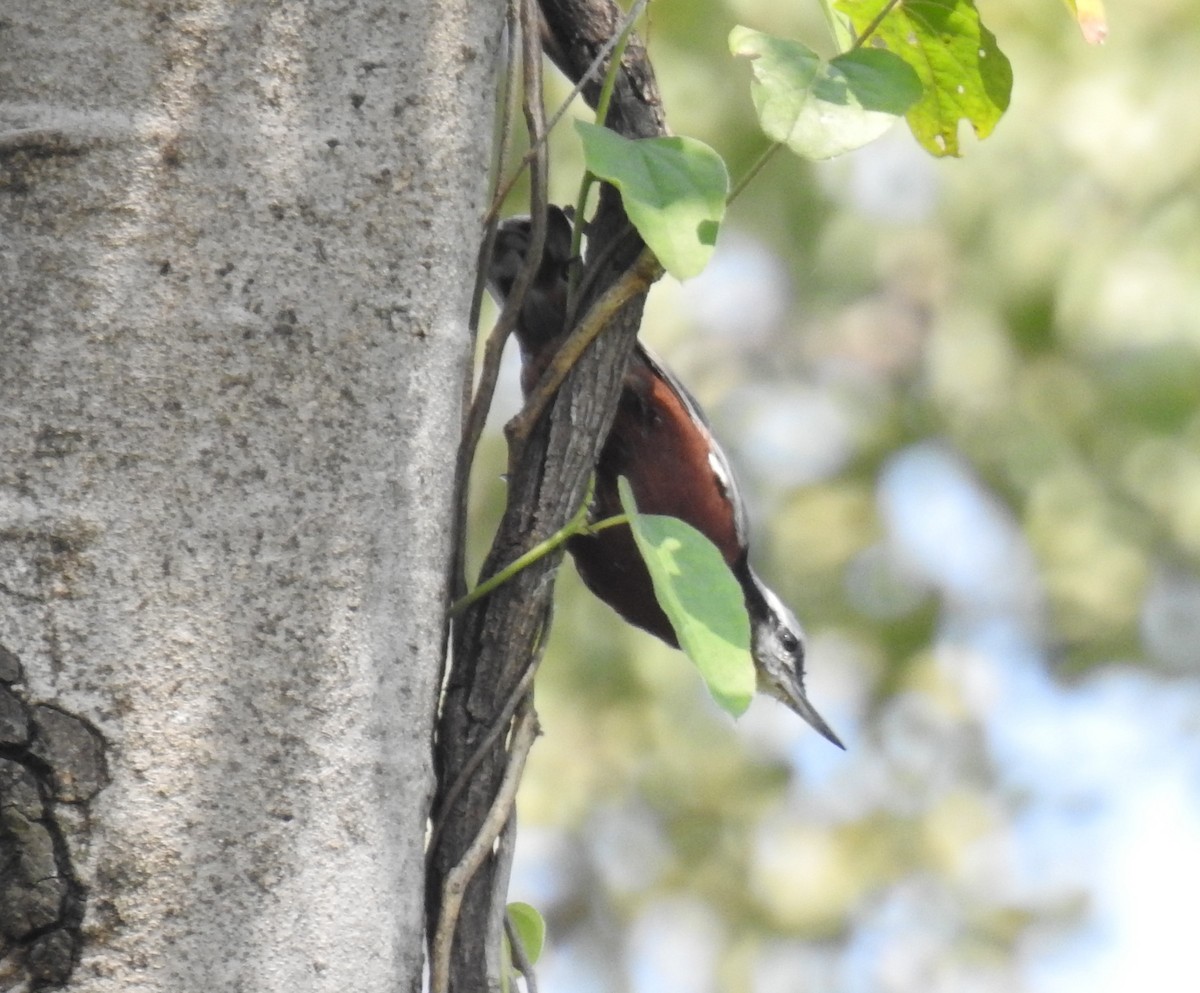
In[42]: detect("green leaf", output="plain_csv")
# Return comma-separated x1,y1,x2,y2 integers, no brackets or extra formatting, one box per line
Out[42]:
836,0,1013,157
729,26,921,161
506,902,546,965
831,49,925,115
575,122,728,280
618,478,755,717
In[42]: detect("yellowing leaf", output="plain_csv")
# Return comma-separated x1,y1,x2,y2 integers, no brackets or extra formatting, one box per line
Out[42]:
1062,0,1108,44
836,0,1013,157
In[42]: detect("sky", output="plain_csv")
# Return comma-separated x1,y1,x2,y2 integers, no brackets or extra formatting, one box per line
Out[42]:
878,444,1200,993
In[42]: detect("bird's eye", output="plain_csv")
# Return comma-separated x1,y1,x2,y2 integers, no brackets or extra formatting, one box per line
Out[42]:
779,630,800,654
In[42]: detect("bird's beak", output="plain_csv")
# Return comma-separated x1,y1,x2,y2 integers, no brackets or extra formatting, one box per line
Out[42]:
777,680,845,750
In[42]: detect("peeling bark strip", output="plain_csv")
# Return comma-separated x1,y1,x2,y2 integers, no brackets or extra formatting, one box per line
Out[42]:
426,1,668,990
0,647,108,988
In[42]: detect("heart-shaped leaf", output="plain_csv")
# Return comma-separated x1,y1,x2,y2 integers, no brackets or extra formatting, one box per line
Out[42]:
576,122,728,280
836,0,1012,156
506,902,546,964
618,478,755,717
730,26,921,160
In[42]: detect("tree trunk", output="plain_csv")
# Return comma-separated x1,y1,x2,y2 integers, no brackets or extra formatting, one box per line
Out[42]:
426,3,669,990
0,1,498,989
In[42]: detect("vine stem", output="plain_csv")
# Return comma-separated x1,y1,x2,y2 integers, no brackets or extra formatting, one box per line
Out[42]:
509,245,662,448
430,699,539,993
505,912,539,993
850,0,904,50
483,0,650,226
449,0,550,608
567,0,648,312
428,663,539,856
730,0,903,208
817,0,856,50
449,511,629,617
728,141,780,207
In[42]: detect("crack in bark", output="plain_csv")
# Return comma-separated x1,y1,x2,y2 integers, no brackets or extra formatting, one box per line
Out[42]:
0,647,108,989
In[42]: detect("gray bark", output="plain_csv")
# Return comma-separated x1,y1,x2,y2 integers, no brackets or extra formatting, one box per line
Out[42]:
0,1,499,989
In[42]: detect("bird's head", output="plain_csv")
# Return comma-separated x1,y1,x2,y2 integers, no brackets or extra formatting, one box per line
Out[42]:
487,207,573,303
487,207,575,366
749,579,845,749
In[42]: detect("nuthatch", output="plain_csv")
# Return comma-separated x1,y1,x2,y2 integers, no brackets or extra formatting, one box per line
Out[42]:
488,209,843,749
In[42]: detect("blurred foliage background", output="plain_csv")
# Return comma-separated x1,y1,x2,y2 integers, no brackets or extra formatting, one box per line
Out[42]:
466,1,1200,990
